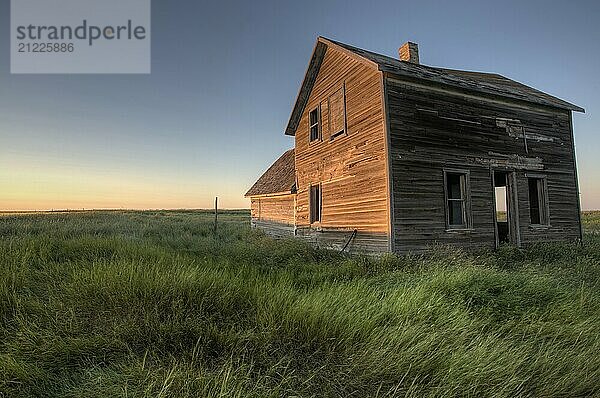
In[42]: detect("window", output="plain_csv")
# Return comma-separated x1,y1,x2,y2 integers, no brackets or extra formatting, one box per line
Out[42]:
309,107,320,142
328,85,346,140
528,177,548,225
309,184,321,224
444,170,470,229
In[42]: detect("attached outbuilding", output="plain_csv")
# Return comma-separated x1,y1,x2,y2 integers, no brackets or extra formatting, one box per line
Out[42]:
245,149,297,238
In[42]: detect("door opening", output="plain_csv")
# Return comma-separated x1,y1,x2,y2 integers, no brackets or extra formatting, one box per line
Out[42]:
494,172,510,244
493,170,520,247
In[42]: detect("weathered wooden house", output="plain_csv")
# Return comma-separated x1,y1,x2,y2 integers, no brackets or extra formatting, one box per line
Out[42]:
245,37,584,254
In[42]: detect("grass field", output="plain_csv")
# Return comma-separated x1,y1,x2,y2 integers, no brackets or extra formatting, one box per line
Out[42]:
1,210,599,397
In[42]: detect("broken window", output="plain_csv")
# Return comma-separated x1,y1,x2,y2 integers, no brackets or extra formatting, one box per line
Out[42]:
444,170,470,229
328,84,346,140
309,106,320,142
528,177,549,225
309,184,322,224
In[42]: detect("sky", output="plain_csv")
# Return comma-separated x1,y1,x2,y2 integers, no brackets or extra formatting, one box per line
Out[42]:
0,0,599,210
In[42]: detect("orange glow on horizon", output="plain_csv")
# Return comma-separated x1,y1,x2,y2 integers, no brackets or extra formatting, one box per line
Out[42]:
2,154,598,212
0,161,251,211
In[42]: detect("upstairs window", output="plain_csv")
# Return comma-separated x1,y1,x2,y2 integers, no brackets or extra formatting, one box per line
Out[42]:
444,170,470,229
309,106,321,142
328,84,346,140
310,184,322,224
528,176,549,225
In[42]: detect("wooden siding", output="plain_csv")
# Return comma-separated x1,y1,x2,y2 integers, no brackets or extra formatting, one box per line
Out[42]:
295,228,389,254
250,195,296,238
251,220,295,238
294,45,390,253
386,77,581,253
250,195,295,225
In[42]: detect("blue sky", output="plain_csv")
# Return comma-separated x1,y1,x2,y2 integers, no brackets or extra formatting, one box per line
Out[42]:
0,0,598,209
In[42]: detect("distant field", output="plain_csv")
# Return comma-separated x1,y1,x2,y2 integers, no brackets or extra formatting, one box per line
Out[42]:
0,210,599,397
583,211,600,234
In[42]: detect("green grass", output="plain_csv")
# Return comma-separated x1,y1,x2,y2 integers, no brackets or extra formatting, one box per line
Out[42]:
0,210,599,397
583,211,600,234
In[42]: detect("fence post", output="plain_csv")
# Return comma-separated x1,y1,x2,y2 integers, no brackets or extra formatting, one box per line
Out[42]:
214,197,218,235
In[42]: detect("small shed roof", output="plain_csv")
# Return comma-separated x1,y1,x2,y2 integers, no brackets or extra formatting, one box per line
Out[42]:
245,149,296,197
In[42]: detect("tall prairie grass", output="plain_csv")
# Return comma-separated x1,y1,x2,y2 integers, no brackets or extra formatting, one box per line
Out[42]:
0,210,599,397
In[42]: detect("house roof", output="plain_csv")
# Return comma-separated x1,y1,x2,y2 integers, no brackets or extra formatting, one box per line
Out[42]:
245,149,296,197
285,37,584,136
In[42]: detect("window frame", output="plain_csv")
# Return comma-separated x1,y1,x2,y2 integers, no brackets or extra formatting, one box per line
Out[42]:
309,183,322,225
309,105,321,143
526,173,550,226
443,169,472,230
328,83,347,141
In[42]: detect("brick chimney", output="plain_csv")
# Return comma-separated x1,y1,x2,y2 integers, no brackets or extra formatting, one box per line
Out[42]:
399,42,419,64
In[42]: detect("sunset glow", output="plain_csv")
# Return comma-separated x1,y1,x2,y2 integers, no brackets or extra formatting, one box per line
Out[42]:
1,0,598,211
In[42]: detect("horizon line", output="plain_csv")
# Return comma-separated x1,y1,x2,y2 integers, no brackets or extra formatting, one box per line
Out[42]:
0,208,250,214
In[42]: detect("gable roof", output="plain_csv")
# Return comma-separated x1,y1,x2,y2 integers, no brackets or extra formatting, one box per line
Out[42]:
285,37,584,136
245,149,296,197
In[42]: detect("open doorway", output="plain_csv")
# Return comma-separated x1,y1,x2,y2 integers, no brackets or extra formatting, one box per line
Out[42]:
494,172,510,243
493,170,519,247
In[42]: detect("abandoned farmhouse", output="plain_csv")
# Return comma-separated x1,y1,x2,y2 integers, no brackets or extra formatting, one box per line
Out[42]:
245,37,584,254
